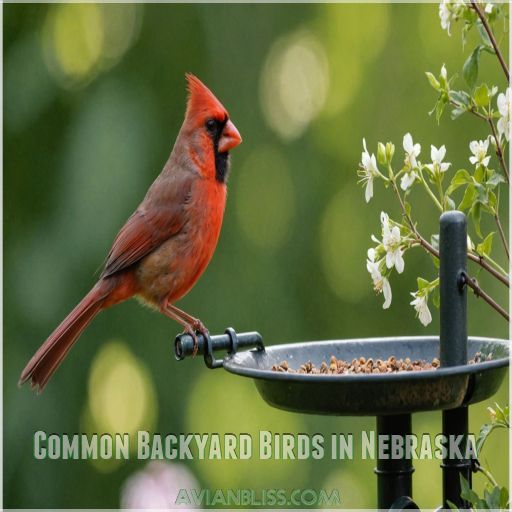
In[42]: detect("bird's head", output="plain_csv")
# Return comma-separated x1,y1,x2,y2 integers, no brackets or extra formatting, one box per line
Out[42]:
184,73,242,183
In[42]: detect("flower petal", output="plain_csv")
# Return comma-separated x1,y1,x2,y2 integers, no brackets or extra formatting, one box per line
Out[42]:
382,278,392,309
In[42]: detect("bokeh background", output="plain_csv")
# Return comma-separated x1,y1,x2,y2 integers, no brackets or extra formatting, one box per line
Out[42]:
4,3,509,509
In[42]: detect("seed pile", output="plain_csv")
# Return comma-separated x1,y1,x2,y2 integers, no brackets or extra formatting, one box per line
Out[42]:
271,352,489,374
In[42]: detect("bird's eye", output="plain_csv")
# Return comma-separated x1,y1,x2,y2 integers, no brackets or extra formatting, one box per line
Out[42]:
205,119,217,133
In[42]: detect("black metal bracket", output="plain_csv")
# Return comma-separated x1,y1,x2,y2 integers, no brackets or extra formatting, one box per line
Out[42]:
389,496,420,510
174,328,264,369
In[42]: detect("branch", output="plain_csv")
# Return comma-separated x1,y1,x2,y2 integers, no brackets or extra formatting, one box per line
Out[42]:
494,213,510,260
467,252,509,287
461,271,509,321
488,118,510,183
470,0,509,81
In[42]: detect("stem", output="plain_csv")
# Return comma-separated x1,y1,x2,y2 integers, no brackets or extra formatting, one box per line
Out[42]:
470,0,509,81
494,213,510,260
461,271,509,321
488,118,510,183
475,463,499,488
419,169,443,212
436,172,445,211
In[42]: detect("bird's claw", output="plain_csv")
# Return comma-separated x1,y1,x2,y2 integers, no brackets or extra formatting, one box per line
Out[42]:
182,322,208,357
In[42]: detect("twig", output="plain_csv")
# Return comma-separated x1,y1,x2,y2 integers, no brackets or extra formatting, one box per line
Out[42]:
450,99,487,120
390,179,509,287
473,460,499,488
461,271,509,321
470,0,509,81
494,213,510,260
467,252,509,287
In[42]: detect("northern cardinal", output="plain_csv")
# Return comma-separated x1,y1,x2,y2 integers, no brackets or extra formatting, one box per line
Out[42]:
19,74,242,392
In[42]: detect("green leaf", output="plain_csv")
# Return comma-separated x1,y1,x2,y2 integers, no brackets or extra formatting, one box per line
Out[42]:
449,90,470,105
474,83,490,107
417,277,430,291
474,182,489,204
451,107,466,120
476,20,492,47
487,171,506,188
444,195,456,210
447,169,471,194
476,232,494,256
463,46,482,89
488,190,497,210
431,233,439,251
474,164,486,183
486,486,502,509
425,71,441,91
431,252,440,269
471,201,483,237
460,474,480,506
476,422,494,453
445,500,460,511
459,184,476,210
432,283,440,308
500,486,509,508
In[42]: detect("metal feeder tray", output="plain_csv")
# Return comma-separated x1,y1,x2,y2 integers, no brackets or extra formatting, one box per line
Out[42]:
224,336,508,416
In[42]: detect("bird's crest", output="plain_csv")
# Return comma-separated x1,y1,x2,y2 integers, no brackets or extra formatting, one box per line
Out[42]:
185,73,228,120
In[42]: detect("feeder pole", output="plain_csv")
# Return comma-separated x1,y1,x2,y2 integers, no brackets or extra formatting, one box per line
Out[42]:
439,211,471,508
375,414,415,508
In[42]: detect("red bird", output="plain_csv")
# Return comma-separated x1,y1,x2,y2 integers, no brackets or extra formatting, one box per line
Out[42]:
19,74,242,392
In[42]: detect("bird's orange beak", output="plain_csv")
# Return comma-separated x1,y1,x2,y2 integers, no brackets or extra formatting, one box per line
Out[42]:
218,120,242,153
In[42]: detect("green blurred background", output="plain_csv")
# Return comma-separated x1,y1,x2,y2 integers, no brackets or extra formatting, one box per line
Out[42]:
4,3,509,508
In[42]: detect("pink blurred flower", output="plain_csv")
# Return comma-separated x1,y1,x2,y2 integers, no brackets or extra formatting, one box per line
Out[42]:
121,461,199,509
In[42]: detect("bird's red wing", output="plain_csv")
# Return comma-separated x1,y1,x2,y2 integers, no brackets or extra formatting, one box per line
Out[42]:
101,175,192,278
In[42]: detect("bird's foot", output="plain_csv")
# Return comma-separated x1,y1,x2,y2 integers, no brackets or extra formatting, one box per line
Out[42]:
190,319,209,357
191,318,208,336
182,325,200,357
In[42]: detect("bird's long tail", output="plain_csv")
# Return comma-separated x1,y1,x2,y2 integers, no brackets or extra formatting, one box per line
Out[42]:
19,283,109,393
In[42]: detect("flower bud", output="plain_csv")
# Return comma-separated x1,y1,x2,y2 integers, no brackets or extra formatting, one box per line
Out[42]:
386,142,395,163
377,142,387,165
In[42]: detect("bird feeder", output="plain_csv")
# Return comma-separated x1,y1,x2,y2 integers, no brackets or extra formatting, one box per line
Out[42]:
175,211,508,509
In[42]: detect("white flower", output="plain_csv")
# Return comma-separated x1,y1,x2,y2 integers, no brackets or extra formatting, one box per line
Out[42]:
401,133,421,190
403,133,421,169
381,212,405,274
410,292,433,326
439,0,464,35
121,461,199,509
381,277,392,309
400,172,417,191
426,145,451,174
485,2,494,13
497,88,511,142
366,248,392,309
469,139,491,167
358,139,379,203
